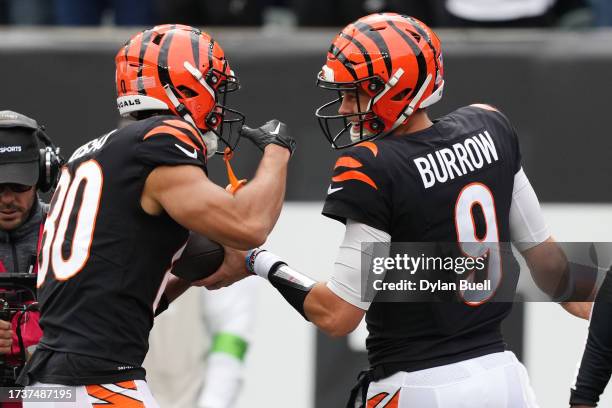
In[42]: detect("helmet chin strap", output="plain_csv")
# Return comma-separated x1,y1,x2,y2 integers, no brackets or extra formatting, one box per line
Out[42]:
390,73,432,132
351,70,434,142
367,68,405,111
183,61,216,100
163,83,217,159
163,62,236,159
163,83,196,126
354,68,404,143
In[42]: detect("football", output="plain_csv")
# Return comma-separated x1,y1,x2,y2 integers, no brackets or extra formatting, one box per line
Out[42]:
171,232,225,282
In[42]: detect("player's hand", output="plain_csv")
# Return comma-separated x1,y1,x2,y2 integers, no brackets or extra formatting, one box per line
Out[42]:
0,320,13,354
239,119,296,155
193,246,251,290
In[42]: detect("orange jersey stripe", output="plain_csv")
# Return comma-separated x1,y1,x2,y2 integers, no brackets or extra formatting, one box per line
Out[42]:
143,125,199,150
334,156,363,170
163,119,198,135
356,141,378,157
385,390,400,408
332,170,378,189
367,392,388,408
163,119,205,151
86,382,144,407
115,381,138,390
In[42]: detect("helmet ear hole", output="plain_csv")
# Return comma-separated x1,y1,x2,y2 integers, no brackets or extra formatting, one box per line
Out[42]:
391,88,412,101
177,85,199,98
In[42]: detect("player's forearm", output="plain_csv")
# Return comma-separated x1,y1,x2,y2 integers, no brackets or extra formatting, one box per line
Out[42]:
232,145,289,242
304,283,357,337
523,238,569,298
523,238,598,302
247,250,364,337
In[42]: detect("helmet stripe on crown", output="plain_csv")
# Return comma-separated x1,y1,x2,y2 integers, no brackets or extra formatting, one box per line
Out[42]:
330,45,358,81
353,21,393,78
137,29,154,96
386,19,427,104
190,29,200,69
157,25,178,100
339,32,374,78
403,16,440,88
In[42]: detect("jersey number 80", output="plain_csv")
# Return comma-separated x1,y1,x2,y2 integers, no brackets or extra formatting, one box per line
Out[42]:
38,160,104,287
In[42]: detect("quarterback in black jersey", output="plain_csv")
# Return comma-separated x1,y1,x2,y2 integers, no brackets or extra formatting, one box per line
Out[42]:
206,13,590,408
18,25,294,407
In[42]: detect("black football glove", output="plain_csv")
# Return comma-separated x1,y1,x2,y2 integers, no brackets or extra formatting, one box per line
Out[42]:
239,119,296,155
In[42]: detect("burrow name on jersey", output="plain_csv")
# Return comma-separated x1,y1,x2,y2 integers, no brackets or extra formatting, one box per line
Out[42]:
413,130,499,189
69,131,114,163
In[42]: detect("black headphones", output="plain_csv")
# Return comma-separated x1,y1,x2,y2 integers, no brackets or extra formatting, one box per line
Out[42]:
34,125,63,193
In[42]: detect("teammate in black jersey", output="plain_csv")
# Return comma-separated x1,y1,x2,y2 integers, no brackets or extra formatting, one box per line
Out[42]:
204,14,591,407
18,24,295,407
570,269,612,407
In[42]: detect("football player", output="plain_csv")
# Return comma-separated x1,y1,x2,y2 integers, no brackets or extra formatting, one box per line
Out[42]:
203,13,591,407
570,268,612,408
18,24,294,407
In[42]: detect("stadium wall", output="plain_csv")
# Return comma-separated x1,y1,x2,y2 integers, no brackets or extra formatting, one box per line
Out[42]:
0,29,611,202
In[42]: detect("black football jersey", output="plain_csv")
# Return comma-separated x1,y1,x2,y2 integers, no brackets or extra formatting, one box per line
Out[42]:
570,268,612,406
323,106,522,371
21,115,207,385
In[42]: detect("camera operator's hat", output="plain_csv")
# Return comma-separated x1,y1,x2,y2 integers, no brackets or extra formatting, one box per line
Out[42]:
0,110,41,186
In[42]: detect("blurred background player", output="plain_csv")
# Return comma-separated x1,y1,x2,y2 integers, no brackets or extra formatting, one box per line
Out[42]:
0,110,62,404
206,13,591,407
144,278,257,408
17,24,294,407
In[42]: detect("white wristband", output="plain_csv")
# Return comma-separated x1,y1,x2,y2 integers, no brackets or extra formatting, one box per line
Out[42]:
247,250,286,280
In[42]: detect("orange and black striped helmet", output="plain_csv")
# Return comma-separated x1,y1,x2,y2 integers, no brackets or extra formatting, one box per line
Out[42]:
316,13,444,149
115,24,244,154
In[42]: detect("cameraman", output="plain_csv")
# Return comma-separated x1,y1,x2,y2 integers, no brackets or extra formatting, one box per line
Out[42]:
0,111,59,395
